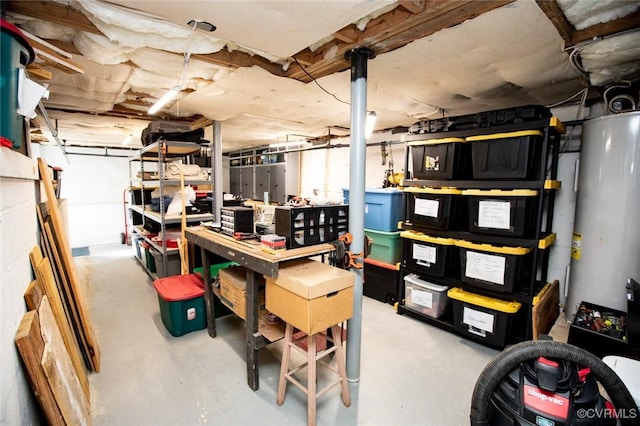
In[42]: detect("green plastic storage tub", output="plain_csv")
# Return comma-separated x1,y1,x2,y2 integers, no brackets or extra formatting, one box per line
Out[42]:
365,229,402,264
153,274,207,337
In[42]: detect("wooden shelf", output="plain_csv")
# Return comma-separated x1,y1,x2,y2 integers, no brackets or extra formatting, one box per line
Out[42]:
139,140,201,159
131,226,179,255
130,205,213,224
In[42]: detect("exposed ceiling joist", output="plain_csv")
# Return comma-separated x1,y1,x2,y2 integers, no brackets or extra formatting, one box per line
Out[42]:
4,0,285,76
536,1,640,47
5,0,101,34
286,0,514,82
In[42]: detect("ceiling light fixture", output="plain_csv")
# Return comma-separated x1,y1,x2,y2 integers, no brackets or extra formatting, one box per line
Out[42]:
148,86,179,115
365,111,377,139
148,19,206,115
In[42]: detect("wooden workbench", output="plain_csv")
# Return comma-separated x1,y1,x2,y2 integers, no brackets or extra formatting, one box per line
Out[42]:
185,226,334,391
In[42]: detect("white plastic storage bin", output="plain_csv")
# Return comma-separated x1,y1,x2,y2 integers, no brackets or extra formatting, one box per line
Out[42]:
403,273,450,318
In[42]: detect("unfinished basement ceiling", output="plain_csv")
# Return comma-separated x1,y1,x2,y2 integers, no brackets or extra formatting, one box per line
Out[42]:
4,0,640,152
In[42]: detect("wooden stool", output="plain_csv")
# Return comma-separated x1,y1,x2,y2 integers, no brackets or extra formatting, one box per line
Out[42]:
277,323,351,426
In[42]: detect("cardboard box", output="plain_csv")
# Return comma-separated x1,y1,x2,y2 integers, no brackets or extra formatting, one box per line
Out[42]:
219,266,247,320
265,259,354,335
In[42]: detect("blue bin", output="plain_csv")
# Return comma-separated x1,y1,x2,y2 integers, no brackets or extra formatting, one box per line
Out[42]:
342,188,403,232
0,20,34,149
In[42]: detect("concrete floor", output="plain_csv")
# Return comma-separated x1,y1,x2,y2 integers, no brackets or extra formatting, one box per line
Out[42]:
78,244,499,425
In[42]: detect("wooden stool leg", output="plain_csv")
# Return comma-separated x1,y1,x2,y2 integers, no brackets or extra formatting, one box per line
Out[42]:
307,333,317,426
332,325,351,407
277,323,293,406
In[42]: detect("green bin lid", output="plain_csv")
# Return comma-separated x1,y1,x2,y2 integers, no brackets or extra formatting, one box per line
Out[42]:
193,261,239,279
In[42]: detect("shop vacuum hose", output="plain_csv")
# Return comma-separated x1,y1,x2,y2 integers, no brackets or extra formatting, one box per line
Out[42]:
470,340,637,426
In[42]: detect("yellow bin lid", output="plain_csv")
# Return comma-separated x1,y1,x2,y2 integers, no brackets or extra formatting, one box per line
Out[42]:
407,137,466,146
456,240,531,255
404,187,462,195
461,189,538,197
447,287,521,313
400,230,456,245
465,130,543,142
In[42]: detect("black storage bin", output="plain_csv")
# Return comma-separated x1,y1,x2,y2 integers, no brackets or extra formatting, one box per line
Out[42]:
404,187,465,231
409,137,471,180
401,230,458,278
275,205,348,249
363,258,399,305
567,301,636,359
463,189,539,238
457,240,532,294
448,287,522,348
468,130,544,180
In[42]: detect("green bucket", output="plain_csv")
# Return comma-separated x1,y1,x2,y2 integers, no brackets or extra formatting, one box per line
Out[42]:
0,20,34,150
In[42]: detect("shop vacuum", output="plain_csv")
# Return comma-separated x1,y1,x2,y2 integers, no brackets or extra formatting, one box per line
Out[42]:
470,340,638,426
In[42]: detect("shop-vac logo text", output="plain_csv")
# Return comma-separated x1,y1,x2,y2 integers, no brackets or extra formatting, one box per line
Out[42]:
527,388,565,406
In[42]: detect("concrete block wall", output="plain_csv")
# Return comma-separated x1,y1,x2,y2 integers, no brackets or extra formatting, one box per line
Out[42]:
0,149,41,424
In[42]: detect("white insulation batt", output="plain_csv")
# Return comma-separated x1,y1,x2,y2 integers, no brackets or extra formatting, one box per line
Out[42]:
7,0,640,149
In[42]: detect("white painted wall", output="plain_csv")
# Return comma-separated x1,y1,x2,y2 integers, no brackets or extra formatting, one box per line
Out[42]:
0,149,42,424
36,145,132,248
299,131,406,201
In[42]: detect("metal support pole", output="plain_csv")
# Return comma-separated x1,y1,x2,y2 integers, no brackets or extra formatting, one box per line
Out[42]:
345,47,374,382
213,121,223,223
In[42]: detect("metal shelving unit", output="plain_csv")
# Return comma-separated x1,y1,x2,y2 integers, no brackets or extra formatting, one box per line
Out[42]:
129,139,215,278
397,116,565,346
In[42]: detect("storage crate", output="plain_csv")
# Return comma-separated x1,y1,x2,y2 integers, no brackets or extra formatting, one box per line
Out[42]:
567,301,635,359
363,258,400,305
265,259,354,335
143,245,156,273
456,240,532,293
342,188,402,232
464,189,539,238
133,236,142,260
365,229,402,264
408,137,471,180
467,130,544,180
150,249,180,278
403,273,450,318
448,287,522,348
219,266,248,320
275,205,348,249
404,187,465,231
401,230,458,278
153,274,207,337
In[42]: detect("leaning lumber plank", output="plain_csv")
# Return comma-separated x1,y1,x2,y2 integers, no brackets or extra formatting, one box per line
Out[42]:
532,280,560,339
43,220,92,372
24,279,45,311
33,250,90,401
36,203,67,311
39,296,92,425
37,158,100,372
15,310,65,426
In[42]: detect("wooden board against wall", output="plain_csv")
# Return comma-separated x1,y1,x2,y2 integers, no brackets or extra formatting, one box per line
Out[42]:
15,310,65,426
29,245,90,401
37,158,100,372
532,280,560,339
39,297,92,425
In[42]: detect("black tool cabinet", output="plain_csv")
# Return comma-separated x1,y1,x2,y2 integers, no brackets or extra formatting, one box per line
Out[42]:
397,115,565,348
